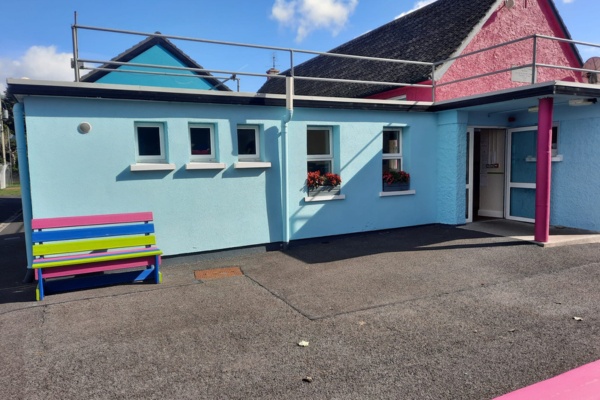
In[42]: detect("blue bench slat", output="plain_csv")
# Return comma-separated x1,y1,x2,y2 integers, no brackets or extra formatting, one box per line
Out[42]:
42,267,158,295
32,223,155,243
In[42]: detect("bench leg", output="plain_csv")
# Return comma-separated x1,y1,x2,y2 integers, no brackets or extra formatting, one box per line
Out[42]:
36,269,45,301
154,255,162,284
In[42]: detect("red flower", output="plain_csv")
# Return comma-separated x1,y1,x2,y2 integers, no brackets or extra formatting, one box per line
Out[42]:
306,171,342,188
383,170,410,184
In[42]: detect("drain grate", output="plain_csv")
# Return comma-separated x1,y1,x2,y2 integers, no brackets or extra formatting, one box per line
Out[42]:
194,266,243,281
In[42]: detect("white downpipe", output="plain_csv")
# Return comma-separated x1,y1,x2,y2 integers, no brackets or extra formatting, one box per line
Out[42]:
282,77,294,247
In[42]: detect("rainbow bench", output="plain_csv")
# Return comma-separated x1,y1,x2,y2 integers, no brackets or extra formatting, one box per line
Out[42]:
32,212,162,301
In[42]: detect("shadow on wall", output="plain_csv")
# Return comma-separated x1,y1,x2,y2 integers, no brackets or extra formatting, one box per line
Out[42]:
288,127,434,246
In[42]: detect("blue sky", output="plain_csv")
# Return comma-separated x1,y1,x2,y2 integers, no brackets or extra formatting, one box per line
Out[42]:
1,0,598,93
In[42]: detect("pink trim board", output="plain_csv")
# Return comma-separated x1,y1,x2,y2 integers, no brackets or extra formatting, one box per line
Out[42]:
32,212,154,229
494,360,600,400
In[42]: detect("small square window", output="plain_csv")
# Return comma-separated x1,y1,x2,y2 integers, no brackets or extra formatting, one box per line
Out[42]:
135,123,165,162
237,125,259,160
190,124,215,161
307,128,333,174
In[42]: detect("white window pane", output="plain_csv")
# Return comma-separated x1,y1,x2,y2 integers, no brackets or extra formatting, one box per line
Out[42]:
383,159,402,172
137,126,161,156
307,129,330,155
383,130,401,154
238,128,257,155
307,160,331,174
190,127,212,155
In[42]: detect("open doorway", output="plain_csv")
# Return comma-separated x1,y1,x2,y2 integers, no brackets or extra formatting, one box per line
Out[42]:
467,127,507,222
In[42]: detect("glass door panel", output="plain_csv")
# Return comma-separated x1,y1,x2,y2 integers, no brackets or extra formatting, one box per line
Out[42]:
506,128,536,222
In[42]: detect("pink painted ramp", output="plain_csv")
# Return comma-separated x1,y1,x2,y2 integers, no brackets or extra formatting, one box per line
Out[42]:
494,360,600,400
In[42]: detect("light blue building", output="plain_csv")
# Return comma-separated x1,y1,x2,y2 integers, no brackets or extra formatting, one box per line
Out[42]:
7,35,600,263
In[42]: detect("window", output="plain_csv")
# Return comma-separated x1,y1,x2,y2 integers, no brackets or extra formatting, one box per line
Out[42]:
552,126,558,157
382,129,402,173
135,123,165,162
189,124,215,161
237,125,259,160
307,127,333,174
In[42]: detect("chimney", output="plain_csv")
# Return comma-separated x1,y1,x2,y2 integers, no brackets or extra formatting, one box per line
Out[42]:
266,67,280,80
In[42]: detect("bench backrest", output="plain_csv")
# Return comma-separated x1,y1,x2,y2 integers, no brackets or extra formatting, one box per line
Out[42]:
32,212,157,258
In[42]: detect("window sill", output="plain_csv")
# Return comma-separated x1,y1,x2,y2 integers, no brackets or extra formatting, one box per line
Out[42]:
185,162,227,170
234,161,272,169
130,163,176,172
304,194,346,202
379,190,416,197
525,155,563,162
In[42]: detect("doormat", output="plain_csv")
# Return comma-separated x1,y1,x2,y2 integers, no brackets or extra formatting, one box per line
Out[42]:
194,267,243,281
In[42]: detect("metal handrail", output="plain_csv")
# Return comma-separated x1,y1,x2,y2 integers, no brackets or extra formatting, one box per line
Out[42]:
432,35,536,67
434,65,535,88
71,17,600,101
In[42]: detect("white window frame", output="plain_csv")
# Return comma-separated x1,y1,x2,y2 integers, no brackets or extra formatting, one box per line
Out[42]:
237,125,260,161
551,125,559,157
382,128,403,171
189,123,216,162
307,127,333,173
135,122,166,163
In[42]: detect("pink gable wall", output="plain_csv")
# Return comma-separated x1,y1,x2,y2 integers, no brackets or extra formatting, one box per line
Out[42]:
369,0,582,102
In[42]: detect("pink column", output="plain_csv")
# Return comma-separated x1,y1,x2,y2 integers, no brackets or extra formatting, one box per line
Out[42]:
534,97,554,243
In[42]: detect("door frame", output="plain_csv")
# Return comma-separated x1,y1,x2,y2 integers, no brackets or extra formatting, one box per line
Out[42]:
466,126,507,223
466,128,474,223
505,126,537,223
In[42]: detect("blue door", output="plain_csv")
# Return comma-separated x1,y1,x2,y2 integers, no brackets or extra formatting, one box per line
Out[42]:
506,127,537,222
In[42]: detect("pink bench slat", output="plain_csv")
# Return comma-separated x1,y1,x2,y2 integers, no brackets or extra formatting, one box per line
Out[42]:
35,256,159,279
32,212,154,229
32,247,161,265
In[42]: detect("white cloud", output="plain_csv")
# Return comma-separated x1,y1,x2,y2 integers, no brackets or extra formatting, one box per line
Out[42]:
0,46,72,93
396,0,438,19
562,0,575,3
271,0,358,42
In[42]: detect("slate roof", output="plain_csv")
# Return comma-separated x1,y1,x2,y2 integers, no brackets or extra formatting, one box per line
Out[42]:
259,0,582,98
258,0,499,98
81,35,231,91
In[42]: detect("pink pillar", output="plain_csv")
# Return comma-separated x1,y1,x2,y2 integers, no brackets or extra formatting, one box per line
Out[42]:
534,97,554,243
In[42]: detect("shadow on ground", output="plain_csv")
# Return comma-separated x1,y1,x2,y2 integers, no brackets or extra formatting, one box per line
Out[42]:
283,223,528,264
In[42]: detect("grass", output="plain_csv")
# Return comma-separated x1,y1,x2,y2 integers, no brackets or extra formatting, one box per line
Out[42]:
0,184,21,197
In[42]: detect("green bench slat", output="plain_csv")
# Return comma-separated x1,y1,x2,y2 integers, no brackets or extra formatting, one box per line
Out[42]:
33,235,157,257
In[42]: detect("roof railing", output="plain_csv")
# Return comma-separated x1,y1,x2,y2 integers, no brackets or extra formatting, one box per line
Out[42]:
71,17,599,103
71,20,437,95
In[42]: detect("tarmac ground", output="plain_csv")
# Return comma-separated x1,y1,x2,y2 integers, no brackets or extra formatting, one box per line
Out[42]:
1,204,599,399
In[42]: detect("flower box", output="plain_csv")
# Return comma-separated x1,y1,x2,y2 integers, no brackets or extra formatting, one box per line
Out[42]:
306,171,342,197
382,170,410,192
308,185,341,197
383,182,410,192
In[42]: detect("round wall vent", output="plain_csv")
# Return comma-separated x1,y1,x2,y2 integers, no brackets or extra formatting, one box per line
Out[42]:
78,122,92,134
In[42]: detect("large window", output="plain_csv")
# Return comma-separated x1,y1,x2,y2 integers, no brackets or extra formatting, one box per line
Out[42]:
307,127,332,174
189,124,215,161
382,129,402,173
135,123,165,162
237,125,260,161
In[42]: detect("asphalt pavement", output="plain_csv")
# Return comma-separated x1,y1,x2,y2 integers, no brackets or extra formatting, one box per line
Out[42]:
0,201,599,399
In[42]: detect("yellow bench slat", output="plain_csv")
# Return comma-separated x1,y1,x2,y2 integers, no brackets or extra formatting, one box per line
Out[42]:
33,235,157,256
